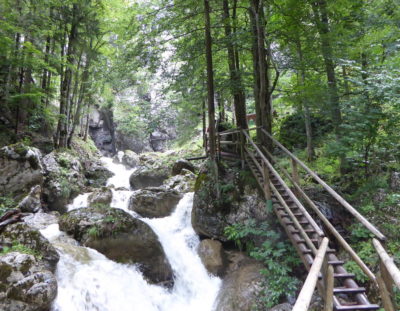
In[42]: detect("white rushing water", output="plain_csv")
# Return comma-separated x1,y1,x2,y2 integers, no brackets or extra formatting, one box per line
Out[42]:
40,156,221,311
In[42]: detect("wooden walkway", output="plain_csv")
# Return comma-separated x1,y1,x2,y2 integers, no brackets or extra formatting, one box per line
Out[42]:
216,126,400,311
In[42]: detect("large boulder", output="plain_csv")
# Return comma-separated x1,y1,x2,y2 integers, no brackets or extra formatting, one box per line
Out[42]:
129,166,170,190
122,150,140,168
214,251,265,311
17,185,42,213
198,239,226,277
59,206,173,284
171,159,196,176
163,169,196,193
0,252,57,311
0,144,43,200
128,187,181,218
84,161,113,188
0,222,59,272
88,187,113,207
42,151,86,213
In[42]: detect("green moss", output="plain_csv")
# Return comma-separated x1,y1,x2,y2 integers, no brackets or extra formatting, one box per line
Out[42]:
0,242,42,260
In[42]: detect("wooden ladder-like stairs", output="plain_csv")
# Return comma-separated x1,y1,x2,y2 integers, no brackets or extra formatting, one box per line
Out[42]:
244,153,380,311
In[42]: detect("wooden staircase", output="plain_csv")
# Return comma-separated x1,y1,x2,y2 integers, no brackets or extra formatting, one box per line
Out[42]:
245,153,380,311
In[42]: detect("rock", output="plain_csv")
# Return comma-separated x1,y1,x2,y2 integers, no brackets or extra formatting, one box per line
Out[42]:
88,188,113,207
269,303,292,311
84,162,113,188
214,252,265,311
129,166,169,190
128,187,181,218
390,172,400,191
17,185,42,213
0,223,59,272
0,144,43,200
42,151,86,213
150,131,169,152
59,207,173,284
0,252,57,311
198,239,226,277
163,170,196,193
122,150,140,168
172,159,196,176
115,130,152,154
89,107,116,156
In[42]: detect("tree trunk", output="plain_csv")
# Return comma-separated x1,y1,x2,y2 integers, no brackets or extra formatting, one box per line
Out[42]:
222,0,247,129
203,0,216,160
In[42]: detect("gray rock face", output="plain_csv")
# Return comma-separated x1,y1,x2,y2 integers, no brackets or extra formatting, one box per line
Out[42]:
89,108,116,156
0,223,59,273
88,187,113,207
163,169,196,193
122,150,140,168
129,167,169,190
59,207,173,284
115,130,152,154
150,131,169,152
17,185,42,213
390,171,400,191
0,144,43,199
42,151,86,213
171,159,196,176
128,187,181,218
0,252,57,311
84,162,113,188
214,252,265,311
198,239,226,277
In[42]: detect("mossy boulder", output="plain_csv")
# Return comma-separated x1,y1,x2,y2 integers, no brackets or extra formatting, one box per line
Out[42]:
88,187,113,207
129,166,170,190
122,150,140,168
0,222,59,272
0,144,43,200
59,206,173,284
128,187,181,218
0,252,57,311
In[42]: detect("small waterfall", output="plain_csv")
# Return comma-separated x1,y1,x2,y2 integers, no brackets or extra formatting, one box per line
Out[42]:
41,157,221,311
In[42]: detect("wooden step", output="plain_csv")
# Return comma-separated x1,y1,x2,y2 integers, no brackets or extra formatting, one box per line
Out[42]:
285,220,310,225
296,238,320,244
328,260,345,265
333,273,356,279
303,249,336,255
291,228,316,233
333,287,366,294
334,304,380,311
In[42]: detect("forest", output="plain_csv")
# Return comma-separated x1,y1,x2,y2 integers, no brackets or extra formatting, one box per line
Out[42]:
0,0,400,311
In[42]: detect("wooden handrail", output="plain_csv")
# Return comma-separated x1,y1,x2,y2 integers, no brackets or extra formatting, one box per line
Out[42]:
262,146,376,282
242,130,324,236
292,237,330,311
373,239,400,289
218,126,261,136
261,128,386,241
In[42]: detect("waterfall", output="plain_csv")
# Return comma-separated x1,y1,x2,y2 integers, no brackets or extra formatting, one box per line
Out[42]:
40,157,221,311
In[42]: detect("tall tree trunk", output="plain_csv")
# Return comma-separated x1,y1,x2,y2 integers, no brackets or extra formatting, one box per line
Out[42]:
311,0,344,171
222,0,247,129
57,4,78,148
296,39,315,161
204,0,216,160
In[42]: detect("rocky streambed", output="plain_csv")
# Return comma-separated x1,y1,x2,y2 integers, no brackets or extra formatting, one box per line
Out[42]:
0,142,276,311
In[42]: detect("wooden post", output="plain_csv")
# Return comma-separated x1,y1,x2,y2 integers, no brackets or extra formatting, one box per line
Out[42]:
377,273,395,311
263,161,272,210
239,129,245,169
291,158,300,185
324,265,334,311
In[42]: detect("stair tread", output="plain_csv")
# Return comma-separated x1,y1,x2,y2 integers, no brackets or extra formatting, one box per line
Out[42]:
334,304,380,311
333,287,366,294
328,260,345,265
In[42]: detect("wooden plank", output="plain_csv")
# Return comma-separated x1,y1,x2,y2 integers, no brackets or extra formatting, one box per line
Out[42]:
377,273,395,311
292,238,329,311
324,265,334,311
373,239,400,289
261,128,386,241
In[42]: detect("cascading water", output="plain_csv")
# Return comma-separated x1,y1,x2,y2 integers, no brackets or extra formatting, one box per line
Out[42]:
40,157,221,311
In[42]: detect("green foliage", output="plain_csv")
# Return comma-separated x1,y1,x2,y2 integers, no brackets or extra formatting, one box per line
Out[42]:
225,220,301,307
0,196,16,218
87,226,100,239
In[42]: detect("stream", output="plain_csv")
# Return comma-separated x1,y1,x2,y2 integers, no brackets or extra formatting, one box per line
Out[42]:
40,157,221,311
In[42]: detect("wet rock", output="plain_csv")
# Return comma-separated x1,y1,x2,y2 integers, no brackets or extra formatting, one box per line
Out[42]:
198,239,226,277
0,252,57,311
88,187,113,207
172,159,196,176
122,150,140,168
214,251,265,311
42,151,86,213
0,144,43,200
0,223,59,272
129,166,169,190
23,212,59,231
163,169,196,193
84,162,113,188
59,207,173,284
115,130,152,154
128,187,181,218
17,185,42,213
